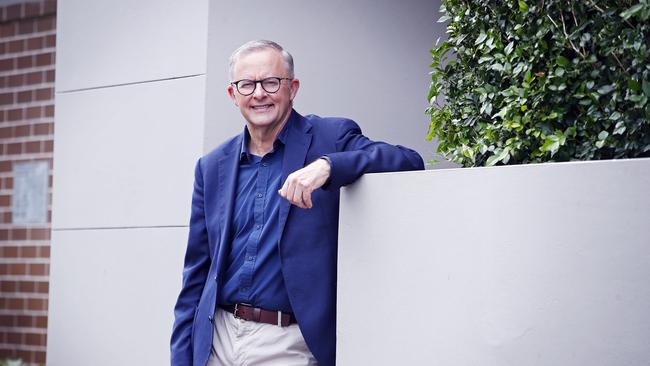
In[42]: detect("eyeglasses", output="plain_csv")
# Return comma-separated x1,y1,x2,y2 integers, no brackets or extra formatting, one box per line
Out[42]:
231,77,292,96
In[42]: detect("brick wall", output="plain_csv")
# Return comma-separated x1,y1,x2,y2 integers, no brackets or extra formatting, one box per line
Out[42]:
0,1,56,364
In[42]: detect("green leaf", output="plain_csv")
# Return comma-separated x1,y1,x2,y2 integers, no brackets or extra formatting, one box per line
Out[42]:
540,135,560,156
504,41,515,56
518,0,529,12
490,63,504,72
643,79,650,97
620,3,644,20
475,32,488,45
597,85,615,95
609,112,622,120
598,131,609,140
437,15,451,23
613,121,626,135
492,106,508,119
556,55,570,67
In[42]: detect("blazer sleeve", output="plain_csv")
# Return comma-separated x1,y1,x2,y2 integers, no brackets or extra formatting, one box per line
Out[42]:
324,119,424,189
170,159,212,366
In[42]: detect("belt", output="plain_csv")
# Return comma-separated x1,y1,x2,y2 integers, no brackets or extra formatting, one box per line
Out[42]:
220,303,297,327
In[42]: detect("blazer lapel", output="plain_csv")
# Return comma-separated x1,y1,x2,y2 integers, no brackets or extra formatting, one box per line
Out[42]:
278,114,313,241
215,137,242,272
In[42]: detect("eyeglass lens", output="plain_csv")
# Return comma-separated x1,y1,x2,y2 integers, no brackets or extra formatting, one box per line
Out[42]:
236,78,283,95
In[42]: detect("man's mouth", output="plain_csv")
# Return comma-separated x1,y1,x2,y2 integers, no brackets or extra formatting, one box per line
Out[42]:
251,104,273,112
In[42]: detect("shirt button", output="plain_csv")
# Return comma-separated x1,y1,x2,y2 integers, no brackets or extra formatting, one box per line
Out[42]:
262,163,268,167
255,224,261,229
247,256,254,261
256,193,263,198
214,275,218,282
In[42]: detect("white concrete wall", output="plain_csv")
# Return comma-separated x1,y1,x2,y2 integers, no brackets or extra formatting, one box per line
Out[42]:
337,158,650,366
47,0,208,364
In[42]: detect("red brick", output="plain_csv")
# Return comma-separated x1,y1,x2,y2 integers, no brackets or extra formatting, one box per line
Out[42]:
0,110,5,122
26,333,45,346
14,124,30,137
44,105,54,117
0,75,5,87
35,315,47,328
37,17,55,32
3,246,18,257
43,140,53,152
45,34,56,47
18,281,35,293
0,58,13,72
18,20,35,35
26,71,42,84
3,212,11,223
3,177,11,189
0,92,14,104
26,36,44,50
17,90,32,103
16,315,31,327
0,126,12,139
25,141,41,153
8,40,24,53
16,350,33,364
7,142,21,154
29,263,48,276
5,4,22,21
24,3,42,18
0,264,7,275
26,106,41,119
7,109,23,121
10,263,27,275
22,246,37,257
35,87,53,100
36,281,49,293
1,280,17,292
27,298,47,311
12,228,27,240
17,55,33,68
0,194,10,206
0,228,9,240
35,52,53,66
7,74,23,87
40,246,50,258
7,331,21,343
30,228,51,240
0,315,15,327
0,23,16,37
46,69,55,82
33,122,50,135
35,350,46,363
44,1,57,14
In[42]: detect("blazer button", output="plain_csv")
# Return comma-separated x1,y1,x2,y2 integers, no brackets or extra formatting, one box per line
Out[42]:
214,275,218,282
208,315,213,322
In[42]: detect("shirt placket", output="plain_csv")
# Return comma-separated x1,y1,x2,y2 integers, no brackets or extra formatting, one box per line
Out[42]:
239,158,270,298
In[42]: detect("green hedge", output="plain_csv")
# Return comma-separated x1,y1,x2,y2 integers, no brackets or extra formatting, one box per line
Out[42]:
427,0,650,166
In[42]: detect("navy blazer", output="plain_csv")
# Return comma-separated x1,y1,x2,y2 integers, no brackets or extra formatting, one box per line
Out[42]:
171,110,424,366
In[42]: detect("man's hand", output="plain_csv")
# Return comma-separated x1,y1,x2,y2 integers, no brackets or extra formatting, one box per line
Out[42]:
278,158,331,208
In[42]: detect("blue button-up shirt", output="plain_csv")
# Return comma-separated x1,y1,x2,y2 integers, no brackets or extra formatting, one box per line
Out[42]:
218,123,292,312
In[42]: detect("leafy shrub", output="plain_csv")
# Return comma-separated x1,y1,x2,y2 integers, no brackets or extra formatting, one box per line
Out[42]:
427,0,650,166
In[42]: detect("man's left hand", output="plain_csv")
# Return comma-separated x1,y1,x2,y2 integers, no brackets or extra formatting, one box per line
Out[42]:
278,158,331,209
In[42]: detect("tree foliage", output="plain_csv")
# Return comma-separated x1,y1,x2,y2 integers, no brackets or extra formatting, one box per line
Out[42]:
427,0,650,167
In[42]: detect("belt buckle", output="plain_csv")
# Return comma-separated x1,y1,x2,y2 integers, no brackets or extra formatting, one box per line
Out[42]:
233,303,250,320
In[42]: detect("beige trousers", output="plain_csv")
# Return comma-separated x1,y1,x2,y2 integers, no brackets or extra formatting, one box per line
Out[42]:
207,308,318,366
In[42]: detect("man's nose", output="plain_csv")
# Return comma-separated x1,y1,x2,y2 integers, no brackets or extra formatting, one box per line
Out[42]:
252,82,267,98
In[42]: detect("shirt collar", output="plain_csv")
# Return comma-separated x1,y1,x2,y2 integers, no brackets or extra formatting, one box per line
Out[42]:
239,110,295,163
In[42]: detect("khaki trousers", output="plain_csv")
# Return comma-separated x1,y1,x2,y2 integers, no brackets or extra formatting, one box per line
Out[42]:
207,308,319,366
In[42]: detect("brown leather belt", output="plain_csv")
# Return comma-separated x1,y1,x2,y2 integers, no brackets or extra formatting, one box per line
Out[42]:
220,303,297,327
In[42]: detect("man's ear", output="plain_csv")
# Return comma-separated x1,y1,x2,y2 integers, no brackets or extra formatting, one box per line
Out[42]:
289,78,300,101
227,84,239,106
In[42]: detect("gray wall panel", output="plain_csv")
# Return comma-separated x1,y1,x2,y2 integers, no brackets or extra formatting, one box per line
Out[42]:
337,158,650,365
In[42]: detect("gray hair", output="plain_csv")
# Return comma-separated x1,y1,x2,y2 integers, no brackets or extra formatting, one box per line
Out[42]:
228,40,295,80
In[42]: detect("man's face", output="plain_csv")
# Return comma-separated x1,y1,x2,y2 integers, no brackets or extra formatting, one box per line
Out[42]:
228,49,299,132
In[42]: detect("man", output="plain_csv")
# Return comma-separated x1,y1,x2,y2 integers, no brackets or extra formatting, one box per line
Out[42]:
171,40,424,366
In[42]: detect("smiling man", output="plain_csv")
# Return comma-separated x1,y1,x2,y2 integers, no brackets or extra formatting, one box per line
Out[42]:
171,40,424,366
